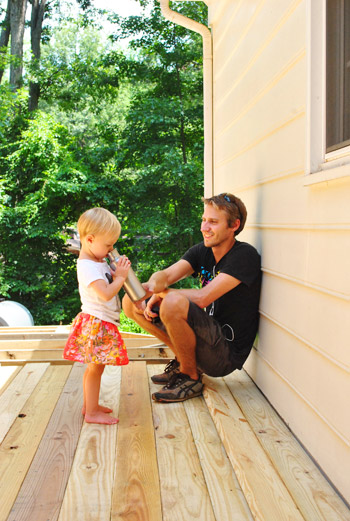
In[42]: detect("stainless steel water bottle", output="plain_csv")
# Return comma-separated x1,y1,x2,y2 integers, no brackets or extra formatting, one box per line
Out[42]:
107,249,146,302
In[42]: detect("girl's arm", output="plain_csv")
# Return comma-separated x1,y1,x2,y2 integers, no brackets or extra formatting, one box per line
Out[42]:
89,256,131,301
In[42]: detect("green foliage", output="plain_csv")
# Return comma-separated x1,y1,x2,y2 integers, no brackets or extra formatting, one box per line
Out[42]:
119,310,148,334
0,0,206,327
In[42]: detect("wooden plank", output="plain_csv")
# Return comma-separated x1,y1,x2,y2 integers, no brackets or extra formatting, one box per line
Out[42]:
111,362,162,521
57,366,122,521
147,365,216,521
225,370,350,521
0,337,162,349
0,326,59,332
0,333,69,340
0,328,153,339
0,365,21,393
203,375,305,521
0,365,71,521
6,363,85,521
0,345,171,363
184,396,254,521
0,363,50,443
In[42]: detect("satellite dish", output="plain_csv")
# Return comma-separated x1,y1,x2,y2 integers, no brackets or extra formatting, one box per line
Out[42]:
0,300,34,327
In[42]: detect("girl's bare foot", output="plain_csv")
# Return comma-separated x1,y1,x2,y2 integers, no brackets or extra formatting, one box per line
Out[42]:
82,405,113,415
84,411,119,425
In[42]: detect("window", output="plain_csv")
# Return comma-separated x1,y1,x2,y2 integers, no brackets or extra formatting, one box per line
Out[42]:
326,0,350,152
305,0,350,183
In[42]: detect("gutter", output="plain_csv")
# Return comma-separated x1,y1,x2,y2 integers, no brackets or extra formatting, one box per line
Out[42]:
158,0,213,196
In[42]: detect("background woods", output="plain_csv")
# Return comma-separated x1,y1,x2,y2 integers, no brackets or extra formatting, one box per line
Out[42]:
0,0,206,325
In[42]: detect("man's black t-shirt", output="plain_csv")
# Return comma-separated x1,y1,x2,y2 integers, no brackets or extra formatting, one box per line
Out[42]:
182,240,261,365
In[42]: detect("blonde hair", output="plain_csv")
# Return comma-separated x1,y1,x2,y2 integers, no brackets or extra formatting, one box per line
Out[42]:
77,207,121,240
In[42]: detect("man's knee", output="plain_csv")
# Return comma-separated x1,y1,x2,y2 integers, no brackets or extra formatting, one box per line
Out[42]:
160,292,189,323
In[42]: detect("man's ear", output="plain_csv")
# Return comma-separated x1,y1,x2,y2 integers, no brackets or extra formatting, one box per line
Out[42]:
231,219,240,233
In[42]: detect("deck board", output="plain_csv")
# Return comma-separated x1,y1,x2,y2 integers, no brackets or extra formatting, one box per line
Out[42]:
111,362,162,521
0,363,50,443
148,365,217,521
0,345,349,521
203,374,306,521
0,365,71,521
6,364,85,521
58,366,121,521
184,391,254,521
225,370,350,521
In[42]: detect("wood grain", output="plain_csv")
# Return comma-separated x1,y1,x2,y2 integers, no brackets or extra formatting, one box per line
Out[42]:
0,365,21,393
184,396,254,521
7,363,85,521
148,364,216,521
111,362,162,521
225,370,350,521
58,366,122,521
0,365,71,521
203,374,305,521
0,363,50,443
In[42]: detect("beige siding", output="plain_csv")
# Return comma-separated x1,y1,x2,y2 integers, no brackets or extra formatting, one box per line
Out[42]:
208,0,350,503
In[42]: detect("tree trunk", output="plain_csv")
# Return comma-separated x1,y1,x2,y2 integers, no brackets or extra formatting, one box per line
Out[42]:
28,0,47,111
0,0,11,83
9,0,28,88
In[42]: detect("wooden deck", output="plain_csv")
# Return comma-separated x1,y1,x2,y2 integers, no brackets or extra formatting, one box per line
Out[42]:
0,328,349,521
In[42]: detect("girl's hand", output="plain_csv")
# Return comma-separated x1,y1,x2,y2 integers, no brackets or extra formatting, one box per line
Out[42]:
144,294,162,322
113,255,131,281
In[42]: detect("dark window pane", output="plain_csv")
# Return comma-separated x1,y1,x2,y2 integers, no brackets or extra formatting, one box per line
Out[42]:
326,0,350,151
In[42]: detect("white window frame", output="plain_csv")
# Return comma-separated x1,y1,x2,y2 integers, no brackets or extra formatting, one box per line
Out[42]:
305,0,350,185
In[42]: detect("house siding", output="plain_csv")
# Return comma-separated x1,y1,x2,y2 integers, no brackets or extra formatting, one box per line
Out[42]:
208,0,350,503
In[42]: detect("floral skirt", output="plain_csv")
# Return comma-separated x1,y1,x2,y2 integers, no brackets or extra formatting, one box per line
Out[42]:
63,313,129,365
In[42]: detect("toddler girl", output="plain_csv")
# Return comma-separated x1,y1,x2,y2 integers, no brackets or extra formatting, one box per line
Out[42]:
63,207,130,425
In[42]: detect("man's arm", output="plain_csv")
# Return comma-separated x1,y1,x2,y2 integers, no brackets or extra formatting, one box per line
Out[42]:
146,259,194,293
164,272,241,309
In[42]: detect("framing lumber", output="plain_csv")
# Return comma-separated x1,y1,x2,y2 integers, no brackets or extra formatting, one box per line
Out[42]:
0,345,171,364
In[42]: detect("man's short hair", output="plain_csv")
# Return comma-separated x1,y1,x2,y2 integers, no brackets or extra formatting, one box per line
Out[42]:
202,193,247,236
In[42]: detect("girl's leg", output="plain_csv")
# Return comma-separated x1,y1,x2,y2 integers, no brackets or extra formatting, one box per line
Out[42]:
84,363,118,424
82,365,112,415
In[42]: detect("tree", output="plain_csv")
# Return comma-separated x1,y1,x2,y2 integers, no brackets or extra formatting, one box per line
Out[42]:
9,0,28,88
28,0,48,110
111,1,206,277
0,1,206,324
0,0,11,83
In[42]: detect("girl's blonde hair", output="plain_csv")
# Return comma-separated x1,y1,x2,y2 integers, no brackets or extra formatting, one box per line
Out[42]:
77,208,121,240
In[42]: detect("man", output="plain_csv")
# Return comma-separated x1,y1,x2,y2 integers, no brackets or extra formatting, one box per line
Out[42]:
122,193,261,402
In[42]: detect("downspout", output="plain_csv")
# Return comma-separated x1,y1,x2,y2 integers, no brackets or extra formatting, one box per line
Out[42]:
158,0,213,197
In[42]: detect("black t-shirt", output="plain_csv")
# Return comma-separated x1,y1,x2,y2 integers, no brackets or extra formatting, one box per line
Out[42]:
182,240,261,361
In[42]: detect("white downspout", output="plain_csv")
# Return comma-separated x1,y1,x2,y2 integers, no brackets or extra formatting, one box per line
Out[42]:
158,0,213,197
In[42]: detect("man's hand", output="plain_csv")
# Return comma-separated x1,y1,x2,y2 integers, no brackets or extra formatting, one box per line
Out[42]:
144,294,162,322
144,271,168,293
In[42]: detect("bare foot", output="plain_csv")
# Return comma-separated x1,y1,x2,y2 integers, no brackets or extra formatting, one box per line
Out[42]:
85,411,119,425
82,405,113,415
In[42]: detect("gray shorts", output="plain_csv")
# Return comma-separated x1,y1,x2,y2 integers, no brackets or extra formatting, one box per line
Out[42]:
154,301,242,377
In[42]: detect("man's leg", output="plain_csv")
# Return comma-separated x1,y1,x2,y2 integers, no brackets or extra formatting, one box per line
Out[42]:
122,294,174,349
159,292,198,380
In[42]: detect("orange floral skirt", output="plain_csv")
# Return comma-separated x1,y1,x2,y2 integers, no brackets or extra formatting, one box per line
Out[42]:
63,313,129,365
